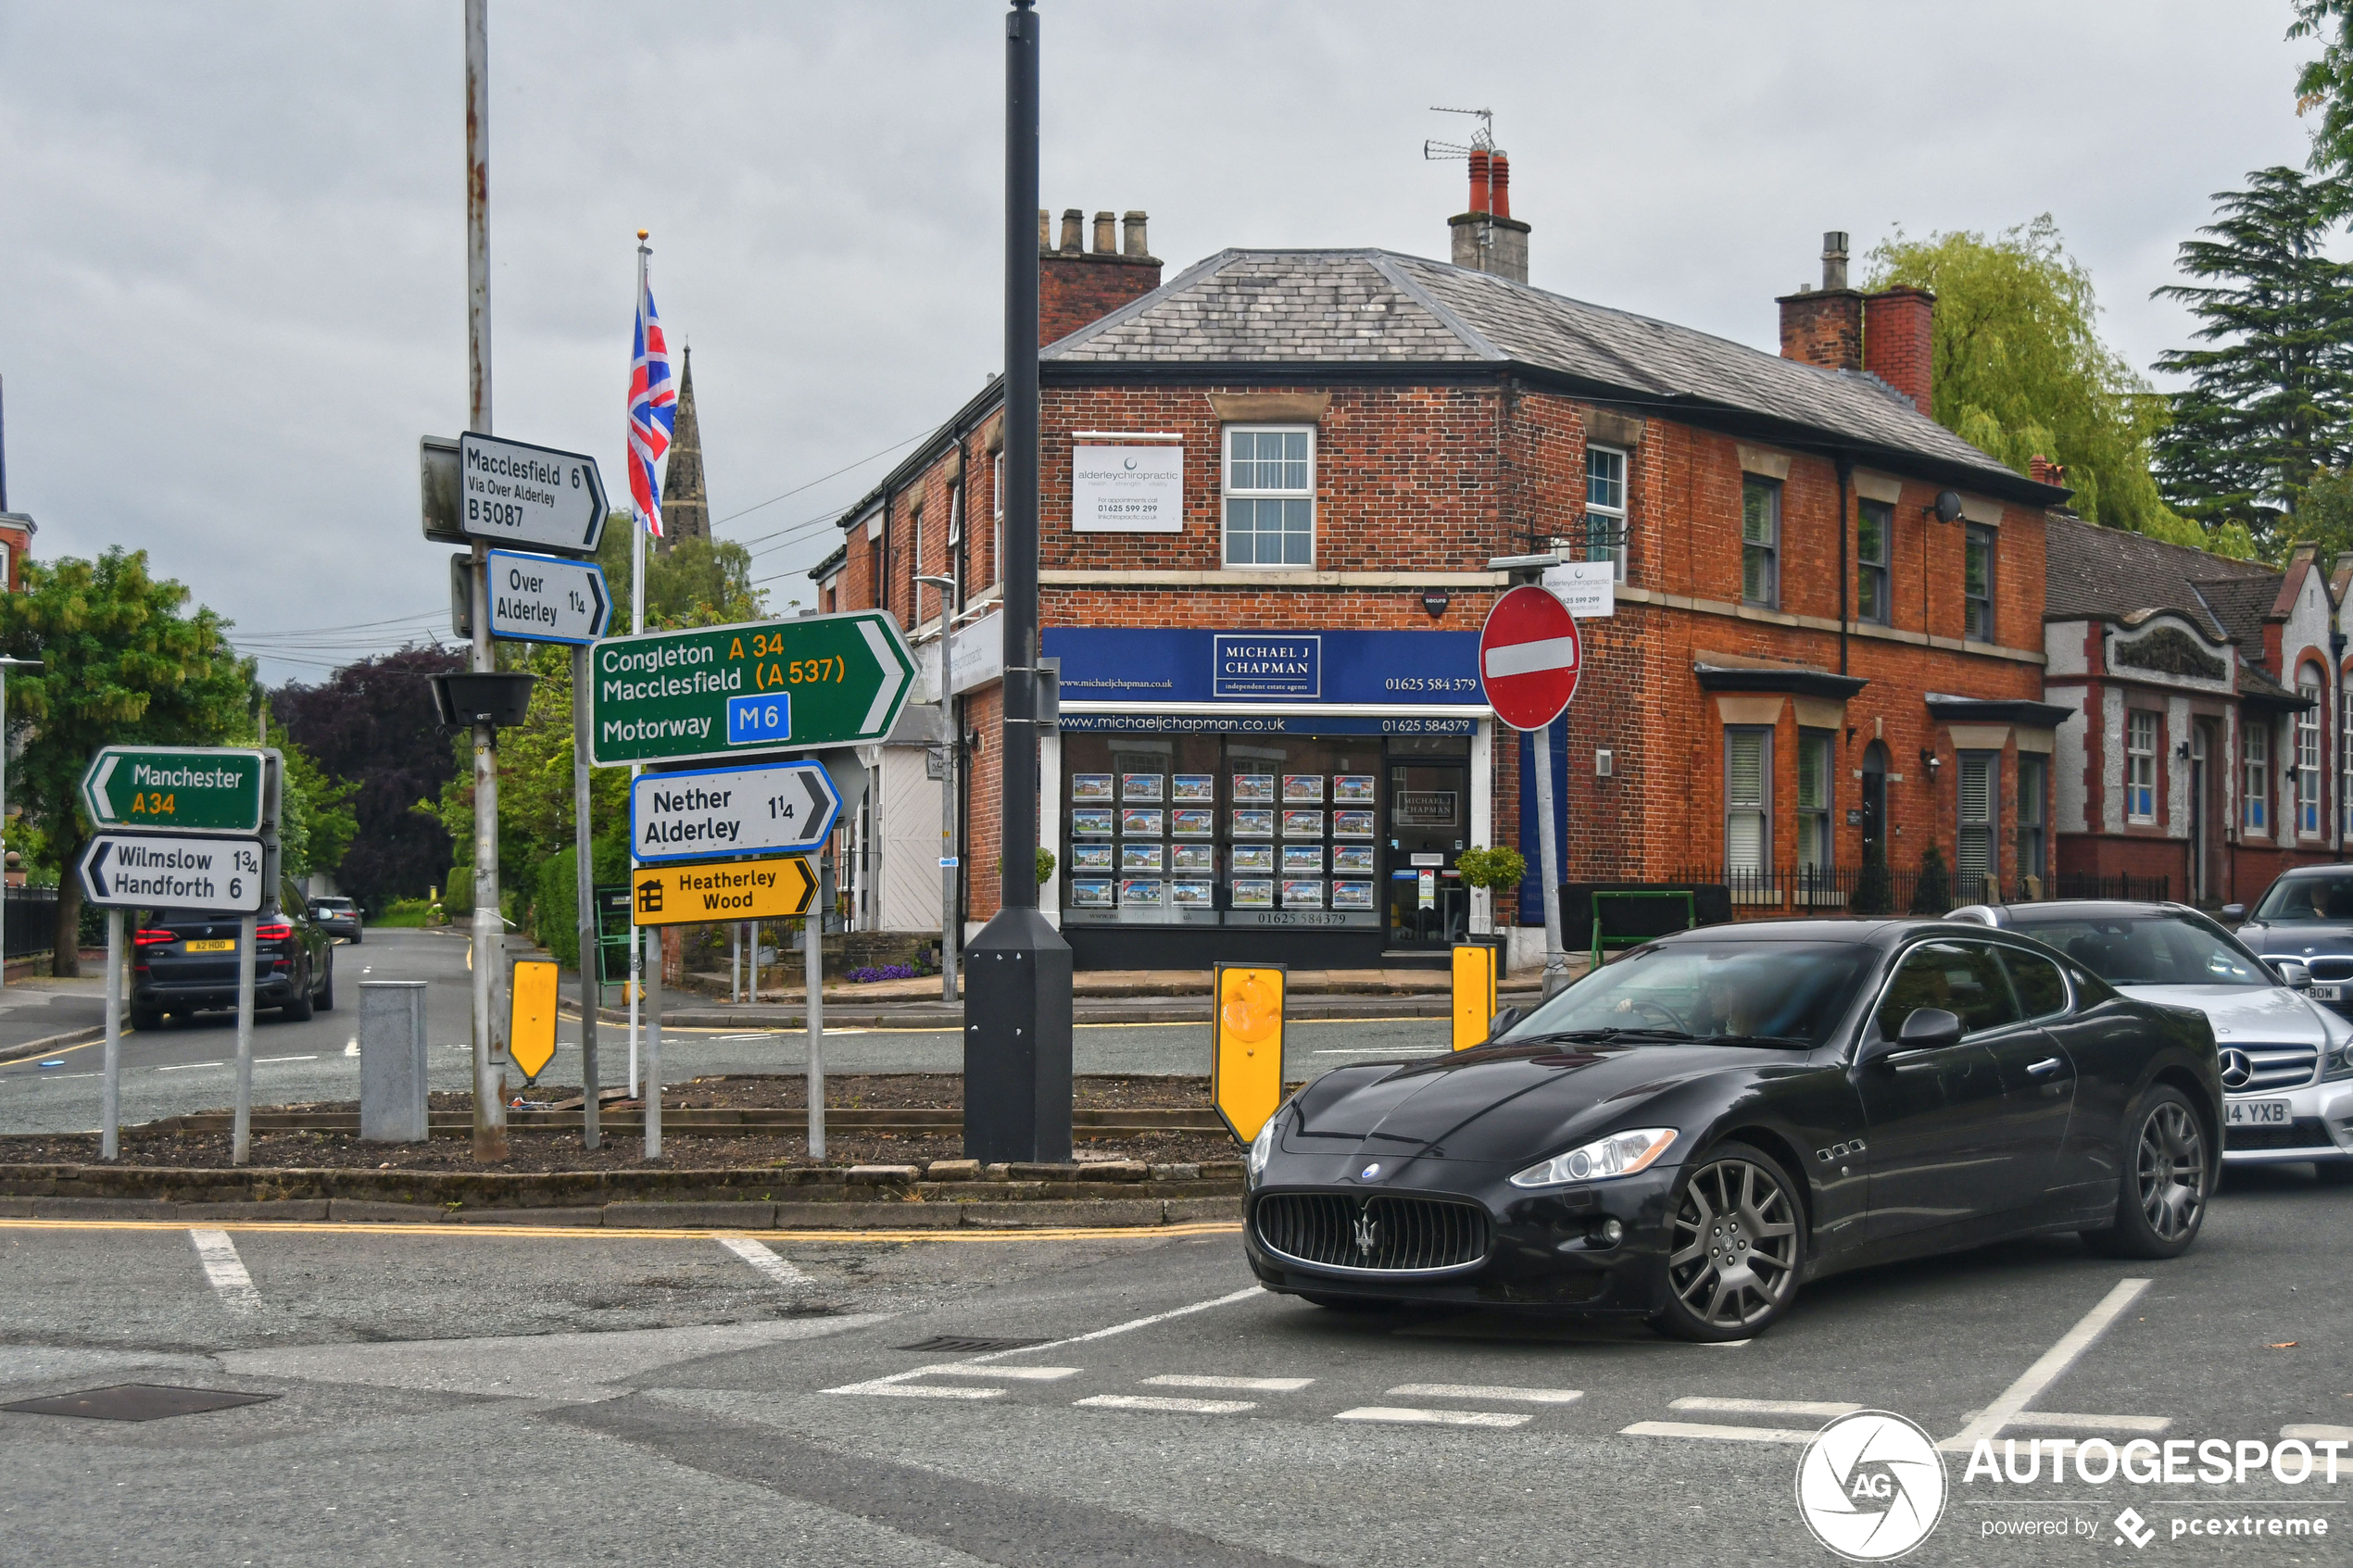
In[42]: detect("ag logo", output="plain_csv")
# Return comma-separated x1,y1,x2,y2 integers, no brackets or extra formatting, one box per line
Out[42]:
1793,1410,1947,1561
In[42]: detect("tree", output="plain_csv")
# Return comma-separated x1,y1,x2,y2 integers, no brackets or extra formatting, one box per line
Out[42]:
594,526,764,630
2292,3,2353,182
1864,218,2204,548
2151,167,2353,553
0,549,252,972
271,645,463,912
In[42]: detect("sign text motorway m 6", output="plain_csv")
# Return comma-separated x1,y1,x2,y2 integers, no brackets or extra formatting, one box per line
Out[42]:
587,611,916,767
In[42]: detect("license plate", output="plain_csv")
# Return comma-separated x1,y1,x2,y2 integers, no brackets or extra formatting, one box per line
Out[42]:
183,938,235,953
2226,1098,2290,1126
2311,984,2342,1001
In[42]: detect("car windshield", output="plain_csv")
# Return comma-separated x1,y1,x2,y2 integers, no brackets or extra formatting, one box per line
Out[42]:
2008,914,2266,987
1497,941,1869,1047
2251,875,2353,922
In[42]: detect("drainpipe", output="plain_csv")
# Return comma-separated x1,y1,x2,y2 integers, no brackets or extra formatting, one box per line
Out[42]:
1836,456,1853,676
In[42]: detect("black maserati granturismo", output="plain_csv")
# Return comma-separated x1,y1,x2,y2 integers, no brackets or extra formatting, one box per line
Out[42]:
1243,919,2221,1340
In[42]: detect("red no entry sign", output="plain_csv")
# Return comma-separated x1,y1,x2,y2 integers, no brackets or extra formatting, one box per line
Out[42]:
1478,584,1581,730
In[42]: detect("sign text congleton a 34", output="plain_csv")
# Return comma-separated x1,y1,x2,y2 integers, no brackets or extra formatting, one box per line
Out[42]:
588,612,915,767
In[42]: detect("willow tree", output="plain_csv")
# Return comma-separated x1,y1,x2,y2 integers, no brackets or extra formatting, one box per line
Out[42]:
1864,218,2212,549
0,549,253,972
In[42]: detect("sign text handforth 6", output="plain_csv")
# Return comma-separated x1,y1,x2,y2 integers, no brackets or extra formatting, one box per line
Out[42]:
588,612,915,767
78,833,266,913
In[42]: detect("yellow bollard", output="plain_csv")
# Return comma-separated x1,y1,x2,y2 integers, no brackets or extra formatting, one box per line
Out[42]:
1212,962,1287,1142
508,958,561,1085
1452,941,1498,1049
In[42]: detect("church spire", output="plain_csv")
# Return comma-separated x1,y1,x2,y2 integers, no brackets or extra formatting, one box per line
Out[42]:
659,345,709,551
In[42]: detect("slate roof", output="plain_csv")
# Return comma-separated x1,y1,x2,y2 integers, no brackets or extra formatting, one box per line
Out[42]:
2185,574,2282,653
2043,513,2275,642
1043,248,2058,500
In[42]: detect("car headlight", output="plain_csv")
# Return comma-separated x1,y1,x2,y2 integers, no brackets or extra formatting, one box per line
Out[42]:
1247,1113,1280,1184
1509,1127,1679,1188
2325,1036,2353,1082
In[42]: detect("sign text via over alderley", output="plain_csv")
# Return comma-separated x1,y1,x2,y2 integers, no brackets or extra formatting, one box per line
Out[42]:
588,612,915,767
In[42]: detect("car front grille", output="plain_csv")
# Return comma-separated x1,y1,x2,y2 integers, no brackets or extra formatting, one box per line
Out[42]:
2300,957,2353,985
2226,1118,2335,1151
1253,1193,1491,1273
2228,1045,2320,1091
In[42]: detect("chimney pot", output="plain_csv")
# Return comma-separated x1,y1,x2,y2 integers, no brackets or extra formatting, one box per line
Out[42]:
1490,153,1511,220
1466,148,1491,215
1092,210,1116,254
1060,208,1083,253
1822,231,1849,292
1123,210,1149,257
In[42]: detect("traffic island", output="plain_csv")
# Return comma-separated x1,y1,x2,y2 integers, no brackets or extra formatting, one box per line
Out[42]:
0,1073,1247,1229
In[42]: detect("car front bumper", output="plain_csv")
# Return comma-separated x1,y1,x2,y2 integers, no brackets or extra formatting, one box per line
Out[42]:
2221,1082,2353,1164
1241,1153,1685,1313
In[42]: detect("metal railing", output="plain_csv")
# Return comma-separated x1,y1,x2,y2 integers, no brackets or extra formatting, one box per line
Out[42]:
1667,865,2170,919
4,886,57,962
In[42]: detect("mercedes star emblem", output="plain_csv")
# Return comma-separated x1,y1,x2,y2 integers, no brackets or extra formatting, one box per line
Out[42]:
2218,1047,2253,1091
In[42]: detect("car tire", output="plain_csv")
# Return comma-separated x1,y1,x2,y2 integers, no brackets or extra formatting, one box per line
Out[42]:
1299,1293,1401,1311
281,966,315,1022
2082,1084,2210,1259
317,957,334,1013
128,1004,163,1033
1649,1139,1806,1343
352,929,362,945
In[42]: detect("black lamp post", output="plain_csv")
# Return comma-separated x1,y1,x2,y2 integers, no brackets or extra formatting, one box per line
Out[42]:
963,0,1074,1163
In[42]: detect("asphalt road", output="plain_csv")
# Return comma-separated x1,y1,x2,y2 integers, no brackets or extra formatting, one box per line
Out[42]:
0,1167,2349,1565
0,928,1452,1135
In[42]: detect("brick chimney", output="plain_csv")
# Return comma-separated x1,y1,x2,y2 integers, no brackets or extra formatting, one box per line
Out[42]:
1038,203,1163,346
1776,232,1863,372
1449,150,1529,283
1863,286,1936,413
2028,455,2066,487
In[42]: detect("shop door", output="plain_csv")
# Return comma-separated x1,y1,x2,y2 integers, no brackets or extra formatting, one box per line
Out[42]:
1388,761,1469,947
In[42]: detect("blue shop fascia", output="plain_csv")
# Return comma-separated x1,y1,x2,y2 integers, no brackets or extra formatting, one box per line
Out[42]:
1040,625,1501,970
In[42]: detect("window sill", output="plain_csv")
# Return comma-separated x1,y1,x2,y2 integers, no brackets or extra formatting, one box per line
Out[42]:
1038,568,1511,587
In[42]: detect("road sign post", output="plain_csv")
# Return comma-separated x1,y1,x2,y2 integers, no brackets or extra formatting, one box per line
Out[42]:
101,910,121,1160
586,612,916,768
1479,582,1583,998
628,761,841,864
573,645,598,1149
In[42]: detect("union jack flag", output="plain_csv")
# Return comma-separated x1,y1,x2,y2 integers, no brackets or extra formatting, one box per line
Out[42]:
627,264,675,537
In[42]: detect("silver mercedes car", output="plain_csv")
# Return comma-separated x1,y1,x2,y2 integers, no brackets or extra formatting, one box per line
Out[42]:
1947,900,2353,1179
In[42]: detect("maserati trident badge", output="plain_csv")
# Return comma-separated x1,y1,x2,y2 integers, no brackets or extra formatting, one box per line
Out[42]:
1353,1209,1379,1257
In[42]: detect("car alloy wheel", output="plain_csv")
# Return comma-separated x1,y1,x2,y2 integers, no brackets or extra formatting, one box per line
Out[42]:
2135,1099,2207,1241
1665,1152,1801,1335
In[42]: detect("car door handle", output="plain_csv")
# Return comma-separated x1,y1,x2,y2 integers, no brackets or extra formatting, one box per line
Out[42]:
2026,1057,2065,1076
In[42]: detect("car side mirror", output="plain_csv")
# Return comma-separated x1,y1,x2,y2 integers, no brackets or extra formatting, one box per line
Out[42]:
1859,1008,1963,1066
2273,960,2311,990
2221,904,2246,922
1487,1005,1525,1042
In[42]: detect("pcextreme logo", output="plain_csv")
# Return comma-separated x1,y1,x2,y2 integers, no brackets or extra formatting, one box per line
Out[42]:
1795,1411,1949,1561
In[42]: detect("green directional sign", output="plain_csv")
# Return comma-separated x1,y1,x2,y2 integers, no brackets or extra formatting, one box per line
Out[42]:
80,746,270,834
588,611,916,767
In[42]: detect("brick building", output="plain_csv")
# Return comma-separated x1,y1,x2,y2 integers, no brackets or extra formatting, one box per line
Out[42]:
2041,517,2340,907
812,188,2070,969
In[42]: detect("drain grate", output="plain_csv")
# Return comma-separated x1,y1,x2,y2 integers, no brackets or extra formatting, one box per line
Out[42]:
0,1384,278,1423
894,1336,1050,1355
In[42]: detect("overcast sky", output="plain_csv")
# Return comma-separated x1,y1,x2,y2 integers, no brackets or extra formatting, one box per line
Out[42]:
0,1,2327,684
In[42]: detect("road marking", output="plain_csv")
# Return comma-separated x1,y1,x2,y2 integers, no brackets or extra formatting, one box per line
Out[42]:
189,1229,260,1312
928,1365,1079,1382
1076,1394,1254,1414
255,1055,317,1064
344,1038,359,1057
829,1382,1003,1400
1390,1383,1583,1405
716,1235,807,1288
828,1285,1268,1400
2283,1424,2353,1442
1336,1406,1531,1429
1622,1420,1813,1443
1671,1397,1859,1418
0,1217,1242,1244
1142,1374,1312,1392
1941,1278,2150,1452
2005,1411,2171,1434
157,1061,226,1072
1314,1047,1444,1056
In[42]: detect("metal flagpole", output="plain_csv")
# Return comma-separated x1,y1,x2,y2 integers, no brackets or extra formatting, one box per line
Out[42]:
463,0,507,1160
628,232,649,1102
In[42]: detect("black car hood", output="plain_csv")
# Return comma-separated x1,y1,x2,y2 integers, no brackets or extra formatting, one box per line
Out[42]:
1286,1040,1792,1161
2237,921,2353,958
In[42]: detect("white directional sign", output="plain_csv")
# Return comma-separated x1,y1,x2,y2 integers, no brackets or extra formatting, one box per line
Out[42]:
457,432,609,556
486,548,610,645
629,760,842,866
78,833,267,913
